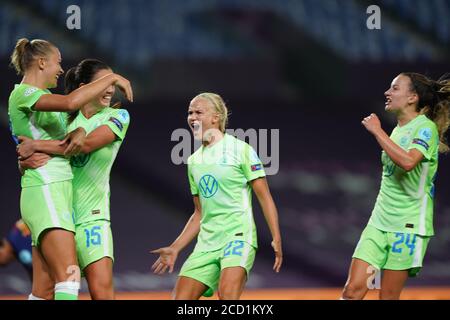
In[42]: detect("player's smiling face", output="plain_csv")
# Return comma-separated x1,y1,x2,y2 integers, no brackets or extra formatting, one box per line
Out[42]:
187,97,220,141
90,68,115,109
42,48,64,89
384,74,418,113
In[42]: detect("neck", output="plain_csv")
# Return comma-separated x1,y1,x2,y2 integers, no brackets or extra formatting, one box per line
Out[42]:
202,131,224,147
21,71,48,89
397,109,419,127
81,103,101,119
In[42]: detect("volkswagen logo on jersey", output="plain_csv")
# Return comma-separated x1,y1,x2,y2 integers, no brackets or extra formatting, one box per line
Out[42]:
199,174,219,198
70,153,90,168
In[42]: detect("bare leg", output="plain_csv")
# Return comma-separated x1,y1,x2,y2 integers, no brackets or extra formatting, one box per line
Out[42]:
31,246,54,300
341,258,374,300
173,276,208,300
218,267,247,300
39,229,79,283
84,257,114,300
379,270,408,300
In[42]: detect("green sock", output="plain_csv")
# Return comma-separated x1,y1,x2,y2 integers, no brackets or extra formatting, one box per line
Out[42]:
54,281,80,300
55,292,78,300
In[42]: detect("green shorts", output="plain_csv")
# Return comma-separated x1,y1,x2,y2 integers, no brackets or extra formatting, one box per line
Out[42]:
75,220,114,272
353,224,431,277
179,240,256,297
20,180,74,246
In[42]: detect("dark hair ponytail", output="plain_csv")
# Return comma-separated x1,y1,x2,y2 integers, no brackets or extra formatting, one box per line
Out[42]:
64,59,113,123
402,72,450,153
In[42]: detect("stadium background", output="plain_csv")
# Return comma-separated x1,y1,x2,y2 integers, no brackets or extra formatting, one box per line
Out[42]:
0,0,449,299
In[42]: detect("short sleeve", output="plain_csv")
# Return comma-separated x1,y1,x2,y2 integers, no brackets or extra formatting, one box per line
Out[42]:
187,161,199,195
104,109,130,141
241,143,266,182
408,124,438,160
18,87,50,112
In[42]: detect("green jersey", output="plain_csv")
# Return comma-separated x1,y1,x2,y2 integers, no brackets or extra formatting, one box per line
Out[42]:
187,134,266,252
369,115,439,236
8,84,72,187
68,107,130,224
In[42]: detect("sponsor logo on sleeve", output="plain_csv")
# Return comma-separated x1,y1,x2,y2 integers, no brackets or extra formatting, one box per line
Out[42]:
251,164,262,172
24,87,38,97
109,117,123,131
412,138,429,150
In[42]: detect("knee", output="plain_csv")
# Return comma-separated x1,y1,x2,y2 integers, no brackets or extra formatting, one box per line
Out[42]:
379,288,400,300
89,278,114,300
342,282,367,300
218,284,241,300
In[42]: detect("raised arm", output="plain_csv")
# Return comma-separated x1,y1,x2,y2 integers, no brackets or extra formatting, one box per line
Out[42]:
151,196,202,274
251,177,283,273
362,113,424,171
34,73,133,112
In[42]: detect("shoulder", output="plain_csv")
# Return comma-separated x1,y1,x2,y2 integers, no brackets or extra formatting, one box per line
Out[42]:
415,116,438,137
188,147,202,165
104,108,130,128
111,108,130,122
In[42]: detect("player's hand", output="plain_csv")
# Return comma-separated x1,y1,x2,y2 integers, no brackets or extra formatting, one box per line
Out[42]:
271,239,283,273
19,152,51,170
150,246,178,275
361,113,382,135
63,127,86,157
17,136,35,160
113,74,133,102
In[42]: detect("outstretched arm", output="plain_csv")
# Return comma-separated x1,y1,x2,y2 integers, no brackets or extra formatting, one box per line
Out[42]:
251,177,283,273
34,73,133,112
151,196,202,274
362,113,423,171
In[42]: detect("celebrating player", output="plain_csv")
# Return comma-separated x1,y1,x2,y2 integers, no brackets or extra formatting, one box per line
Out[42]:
18,59,131,299
151,92,283,300
9,38,133,300
342,73,450,300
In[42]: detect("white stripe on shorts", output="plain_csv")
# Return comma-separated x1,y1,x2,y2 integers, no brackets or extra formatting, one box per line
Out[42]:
42,184,61,227
29,114,51,183
412,236,424,267
240,242,251,269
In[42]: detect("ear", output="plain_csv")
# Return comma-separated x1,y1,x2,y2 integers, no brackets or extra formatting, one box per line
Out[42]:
408,92,419,105
37,57,46,70
212,113,220,124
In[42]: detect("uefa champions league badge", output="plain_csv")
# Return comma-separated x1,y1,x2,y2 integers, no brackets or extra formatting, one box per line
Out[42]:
418,128,432,142
118,110,130,124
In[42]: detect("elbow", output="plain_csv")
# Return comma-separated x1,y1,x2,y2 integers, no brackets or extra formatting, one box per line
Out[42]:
66,96,79,112
400,161,416,172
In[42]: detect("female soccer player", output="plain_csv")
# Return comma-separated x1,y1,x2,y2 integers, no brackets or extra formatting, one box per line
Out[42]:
18,59,130,300
151,93,283,300
8,38,133,300
341,73,450,300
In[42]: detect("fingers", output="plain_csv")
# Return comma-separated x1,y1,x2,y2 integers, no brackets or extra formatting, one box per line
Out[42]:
64,142,82,157
273,255,283,273
117,77,133,102
151,257,160,271
59,136,69,146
